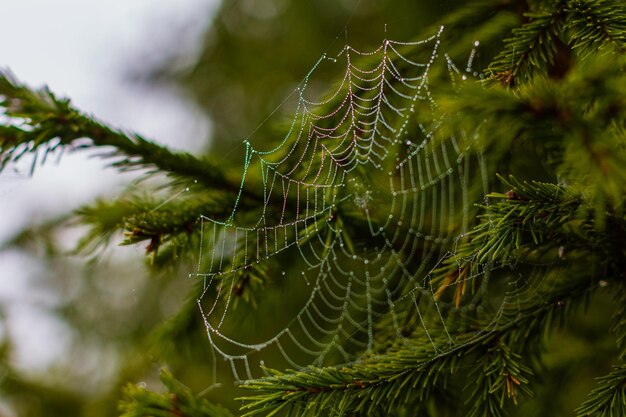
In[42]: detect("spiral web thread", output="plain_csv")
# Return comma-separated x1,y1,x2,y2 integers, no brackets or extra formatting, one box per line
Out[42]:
191,27,495,381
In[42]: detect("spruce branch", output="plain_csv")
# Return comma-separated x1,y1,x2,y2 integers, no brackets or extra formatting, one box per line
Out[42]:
239,339,459,417
0,71,255,199
120,194,230,251
471,175,582,264
74,192,227,257
611,289,626,360
73,197,149,256
430,176,583,293
431,173,626,337
565,0,626,56
119,369,234,417
487,3,567,86
441,52,626,213
485,0,626,85
239,272,597,417
466,341,533,417
575,364,626,417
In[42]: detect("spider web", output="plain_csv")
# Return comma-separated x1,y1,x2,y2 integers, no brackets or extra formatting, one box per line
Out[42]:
191,27,493,381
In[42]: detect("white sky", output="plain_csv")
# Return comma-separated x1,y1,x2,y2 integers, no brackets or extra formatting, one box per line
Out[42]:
0,0,217,378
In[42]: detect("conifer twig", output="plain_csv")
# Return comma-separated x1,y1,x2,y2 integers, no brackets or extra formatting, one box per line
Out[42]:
0,71,260,200
565,0,626,55
575,364,626,417
239,274,596,417
487,3,567,85
119,369,235,417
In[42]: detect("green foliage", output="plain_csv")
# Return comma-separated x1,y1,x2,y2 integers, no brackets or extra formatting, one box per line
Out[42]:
487,0,626,86
442,52,626,216
1,0,625,416
566,0,626,56
119,369,234,417
239,261,598,416
465,342,533,417
488,4,568,86
576,365,626,417
0,71,237,193
465,175,583,265
612,291,626,360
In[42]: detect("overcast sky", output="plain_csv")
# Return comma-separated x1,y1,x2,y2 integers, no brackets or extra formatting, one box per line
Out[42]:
0,0,216,377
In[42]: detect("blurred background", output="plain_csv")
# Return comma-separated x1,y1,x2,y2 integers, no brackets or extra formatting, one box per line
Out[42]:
11,1,608,416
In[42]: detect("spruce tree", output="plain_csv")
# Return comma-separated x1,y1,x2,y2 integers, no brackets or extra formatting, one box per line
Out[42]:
1,1,625,416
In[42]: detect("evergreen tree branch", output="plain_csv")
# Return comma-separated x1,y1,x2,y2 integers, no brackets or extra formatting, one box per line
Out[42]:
575,364,626,417
431,174,626,304
81,189,282,301
119,369,235,417
239,273,597,417
612,290,626,360
430,176,576,285
0,71,256,199
120,194,230,252
73,197,151,256
440,53,626,213
565,0,626,56
74,192,227,257
472,175,581,265
487,3,567,86
466,341,533,417
75,191,285,302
